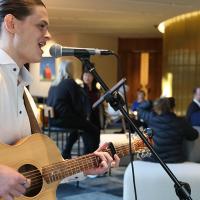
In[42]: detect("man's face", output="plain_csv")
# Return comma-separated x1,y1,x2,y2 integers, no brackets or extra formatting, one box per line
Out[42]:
11,5,51,66
194,88,200,102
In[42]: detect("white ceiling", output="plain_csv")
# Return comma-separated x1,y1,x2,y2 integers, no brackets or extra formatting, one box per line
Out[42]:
43,0,200,38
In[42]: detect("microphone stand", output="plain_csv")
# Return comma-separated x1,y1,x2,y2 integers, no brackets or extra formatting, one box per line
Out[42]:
77,55,193,200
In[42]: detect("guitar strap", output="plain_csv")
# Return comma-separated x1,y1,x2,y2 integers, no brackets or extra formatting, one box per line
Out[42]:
24,92,42,134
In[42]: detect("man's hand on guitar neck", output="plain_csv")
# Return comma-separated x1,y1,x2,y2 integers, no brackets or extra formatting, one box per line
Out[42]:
83,143,120,175
0,165,30,200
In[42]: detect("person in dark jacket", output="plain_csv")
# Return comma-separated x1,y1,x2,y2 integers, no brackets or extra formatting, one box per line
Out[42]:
190,111,200,126
82,68,101,129
186,87,200,126
137,97,198,163
47,61,100,158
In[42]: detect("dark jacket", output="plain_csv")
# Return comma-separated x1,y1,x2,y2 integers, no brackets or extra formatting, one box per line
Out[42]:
190,111,200,126
83,84,101,128
47,78,88,120
137,101,198,163
186,101,200,125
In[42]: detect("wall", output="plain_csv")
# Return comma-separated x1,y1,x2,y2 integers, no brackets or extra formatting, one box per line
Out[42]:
162,12,200,115
29,33,118,98
118,38,162,103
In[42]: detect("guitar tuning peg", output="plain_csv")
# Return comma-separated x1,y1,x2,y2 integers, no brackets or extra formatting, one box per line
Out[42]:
136,152,143,160
136,148,152,160
143,150,152,158
143,128,154,138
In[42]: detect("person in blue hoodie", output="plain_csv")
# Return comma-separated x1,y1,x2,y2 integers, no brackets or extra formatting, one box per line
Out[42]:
137,97,198,163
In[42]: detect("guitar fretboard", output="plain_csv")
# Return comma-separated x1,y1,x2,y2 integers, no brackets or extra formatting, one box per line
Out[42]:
42,140,144,184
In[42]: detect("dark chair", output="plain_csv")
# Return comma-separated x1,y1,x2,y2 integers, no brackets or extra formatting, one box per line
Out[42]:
42,105,81,156
42,105,82,187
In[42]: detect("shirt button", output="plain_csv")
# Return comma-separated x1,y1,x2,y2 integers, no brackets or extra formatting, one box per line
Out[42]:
19,111,22,114
13,68,17,71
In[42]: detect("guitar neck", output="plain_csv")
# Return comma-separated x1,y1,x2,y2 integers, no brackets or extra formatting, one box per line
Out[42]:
42,143,133,184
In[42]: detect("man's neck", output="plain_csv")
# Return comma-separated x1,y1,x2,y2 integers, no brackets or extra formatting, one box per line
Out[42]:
0,45,23,68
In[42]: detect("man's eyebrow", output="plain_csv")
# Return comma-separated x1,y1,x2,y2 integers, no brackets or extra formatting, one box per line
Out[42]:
41,20,49,26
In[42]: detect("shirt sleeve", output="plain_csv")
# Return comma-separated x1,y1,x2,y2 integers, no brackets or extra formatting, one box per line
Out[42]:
137,101,153,123
60,172,86,184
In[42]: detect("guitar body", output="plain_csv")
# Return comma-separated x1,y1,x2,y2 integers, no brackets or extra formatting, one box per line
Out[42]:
0,132,151,200
0,133,63,200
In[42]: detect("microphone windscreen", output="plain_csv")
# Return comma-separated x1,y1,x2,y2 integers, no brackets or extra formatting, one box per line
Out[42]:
49,44,62,57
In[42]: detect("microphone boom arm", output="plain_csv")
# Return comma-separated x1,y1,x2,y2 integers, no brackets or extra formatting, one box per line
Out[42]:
77,55,192,200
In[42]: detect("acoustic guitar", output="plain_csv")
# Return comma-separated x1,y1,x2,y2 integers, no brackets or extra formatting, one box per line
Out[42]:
0,133,151,200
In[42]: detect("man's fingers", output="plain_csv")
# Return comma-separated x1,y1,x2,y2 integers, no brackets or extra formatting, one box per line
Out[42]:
112,154,120,167
15,184,26,194
99,160,109,173
3,194,14,200
95,151,113,166
9,189,22,198
96,142,108,152
22,179,31,188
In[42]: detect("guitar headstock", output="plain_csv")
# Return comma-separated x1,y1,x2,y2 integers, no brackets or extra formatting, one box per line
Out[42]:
105,132,153,159
130,133,153,158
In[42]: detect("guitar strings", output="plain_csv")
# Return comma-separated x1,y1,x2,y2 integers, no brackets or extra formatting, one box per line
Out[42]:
22,156,101,192
20,144,131,178
21,144,138,178
19,144,144,193
22,151,147,193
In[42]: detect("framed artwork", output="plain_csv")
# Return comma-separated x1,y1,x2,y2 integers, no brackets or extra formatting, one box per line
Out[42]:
40,57,56,81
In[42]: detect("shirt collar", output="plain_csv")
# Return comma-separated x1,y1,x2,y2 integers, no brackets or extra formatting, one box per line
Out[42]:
19,67,33,86
0,49,17,64
193,99,200,108
0,48,33,86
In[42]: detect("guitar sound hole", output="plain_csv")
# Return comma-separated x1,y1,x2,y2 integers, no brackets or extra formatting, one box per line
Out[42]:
18,164,43,197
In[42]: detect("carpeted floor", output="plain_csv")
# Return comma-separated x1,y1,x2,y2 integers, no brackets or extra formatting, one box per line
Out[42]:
56,167,125,200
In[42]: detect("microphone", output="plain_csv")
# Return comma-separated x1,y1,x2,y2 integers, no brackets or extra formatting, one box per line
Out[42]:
49,44,114,58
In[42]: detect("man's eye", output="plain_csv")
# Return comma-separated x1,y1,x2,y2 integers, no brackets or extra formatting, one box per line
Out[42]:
39,24,45,28
37,24,47,30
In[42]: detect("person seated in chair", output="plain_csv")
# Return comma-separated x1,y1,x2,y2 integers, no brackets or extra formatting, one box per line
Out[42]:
105,85,128,133
131,89,146,111
47,61,100,158
130,90,148,130
137,97,198,163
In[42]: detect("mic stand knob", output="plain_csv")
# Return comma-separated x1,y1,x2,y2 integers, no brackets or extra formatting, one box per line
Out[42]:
174,181,191,200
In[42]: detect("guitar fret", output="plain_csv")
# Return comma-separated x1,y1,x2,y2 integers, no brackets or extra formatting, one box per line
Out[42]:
55,170,59,181
42,136,149,184
50,171,55,182
85,157,90,170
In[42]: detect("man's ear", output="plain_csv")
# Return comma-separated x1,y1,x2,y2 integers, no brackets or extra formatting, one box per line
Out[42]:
4,14,16,34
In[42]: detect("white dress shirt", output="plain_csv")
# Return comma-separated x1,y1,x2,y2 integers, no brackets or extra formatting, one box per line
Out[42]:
0,49,32,144
0,49,86,182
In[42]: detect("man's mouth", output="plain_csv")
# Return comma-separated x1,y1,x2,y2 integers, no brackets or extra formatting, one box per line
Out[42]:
38,42,46,49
